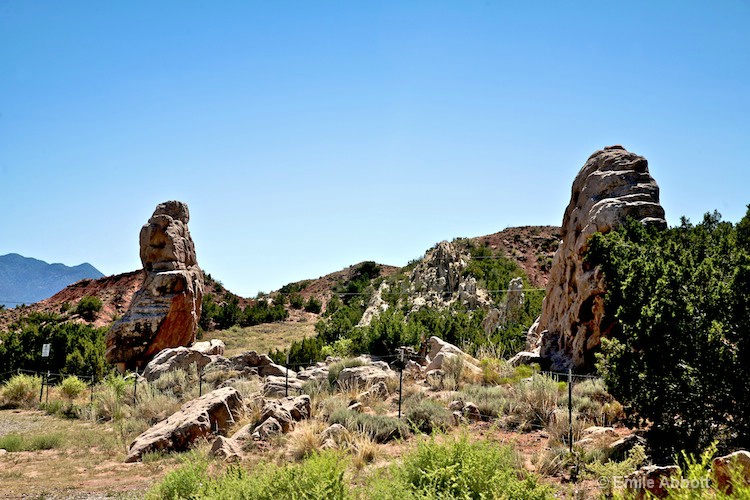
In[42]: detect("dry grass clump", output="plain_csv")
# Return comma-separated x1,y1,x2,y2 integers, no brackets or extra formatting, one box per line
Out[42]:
350,434,379,469
289,420,325,460
505,374,560,430
1,374,42,408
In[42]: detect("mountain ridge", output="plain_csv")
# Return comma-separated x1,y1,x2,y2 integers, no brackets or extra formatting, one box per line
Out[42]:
0,253,104,308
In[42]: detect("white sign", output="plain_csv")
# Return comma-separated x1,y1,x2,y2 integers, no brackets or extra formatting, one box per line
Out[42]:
41,344,51,358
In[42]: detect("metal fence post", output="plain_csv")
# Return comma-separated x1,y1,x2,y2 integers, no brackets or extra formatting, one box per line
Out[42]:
285,353,289,398
568,368,573,454
199,366,203,397
398,348,404,419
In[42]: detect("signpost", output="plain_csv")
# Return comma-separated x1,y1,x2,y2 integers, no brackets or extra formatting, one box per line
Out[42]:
40,344,51,402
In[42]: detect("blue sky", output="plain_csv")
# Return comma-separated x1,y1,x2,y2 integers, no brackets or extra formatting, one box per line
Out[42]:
1,1,748,297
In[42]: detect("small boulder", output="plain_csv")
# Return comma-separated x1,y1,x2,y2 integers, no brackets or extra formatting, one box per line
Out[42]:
608,434,646,461
462,402,481,421
359,381,389,401
625,465,680,499
262,375,303,397
321,423,350,449
141,347,213,382
210,436,242,462
338,365,394,389
712,450,750,494
192,339,226,356
258,363,296,378
252,417,282,440
508,350,542,367
348,402,364,413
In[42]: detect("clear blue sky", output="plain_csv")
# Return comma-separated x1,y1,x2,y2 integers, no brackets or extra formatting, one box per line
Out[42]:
1,1,748,297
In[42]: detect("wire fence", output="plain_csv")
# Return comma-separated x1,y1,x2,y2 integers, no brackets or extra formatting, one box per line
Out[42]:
0,354,600,453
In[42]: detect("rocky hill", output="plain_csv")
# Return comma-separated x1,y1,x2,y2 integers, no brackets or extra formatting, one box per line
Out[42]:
0,253,104,308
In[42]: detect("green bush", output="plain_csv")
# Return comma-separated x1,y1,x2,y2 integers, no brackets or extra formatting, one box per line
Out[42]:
367,433,552,499
589,212,750,458
1,373,41,407
75,295,102,321
328,410,410,443
60,375,88,400
304,297,323,314
148,450,348,500
0,314,108,379
0,432,63,452
405,398,451,434
289,293,305,309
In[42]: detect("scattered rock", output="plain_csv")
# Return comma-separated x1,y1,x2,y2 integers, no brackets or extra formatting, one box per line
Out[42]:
712,450,750,494
508,349,542,367
210,436,242,462
608,434,647,461
141,346,213,382
125,387,243,462
528,146,667,371
192,339,225,356
252,417,282,440
348,402,363,413
106,201,204,370
297,364,330,382
625,465,680,499
448,400,465,412
321,423,350,449
358,381,389,401
234,394,311,442
338,365,394,389
452,411,467,426
263,375,303,397
462,402,481,421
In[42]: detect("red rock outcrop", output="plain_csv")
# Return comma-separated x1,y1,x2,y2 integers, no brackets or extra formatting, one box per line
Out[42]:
105,201,203,369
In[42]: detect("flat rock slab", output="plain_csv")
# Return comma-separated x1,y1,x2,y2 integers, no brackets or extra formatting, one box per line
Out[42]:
125,387,243,462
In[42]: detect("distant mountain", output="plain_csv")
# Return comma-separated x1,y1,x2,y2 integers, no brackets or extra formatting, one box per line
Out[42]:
0,253,104,308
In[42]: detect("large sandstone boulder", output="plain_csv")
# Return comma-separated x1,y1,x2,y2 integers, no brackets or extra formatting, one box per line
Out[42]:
125,387,243,462
528,146,666,371
141,346,213,382
338,365,394,389
106,201,204,369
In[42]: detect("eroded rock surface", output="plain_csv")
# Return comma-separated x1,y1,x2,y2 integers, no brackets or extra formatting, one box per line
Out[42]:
528,146,666,371
106,201,204,369
125,387,243,462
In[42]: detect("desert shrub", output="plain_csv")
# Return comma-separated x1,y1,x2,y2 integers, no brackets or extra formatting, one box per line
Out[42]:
1,373,41,408
304,297,322,314
60,375,88,400
506,374,561,429
148,450,349,500
327,357,367,387
368,433,553,499
585,444,647,497
454,384,509,419
289,293,305,309
328,409,409,443
75,295,102,321
320,338,354,359
405,398,451,434
0,432,63,452
146,450,209,500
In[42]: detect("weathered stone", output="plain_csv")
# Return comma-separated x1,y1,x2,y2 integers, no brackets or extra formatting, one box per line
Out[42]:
321,423,350,444
210,436,242,462
141,346,212,382
508,349,542,367
462,402,481,421
452,410,467,426
348,402,364,413
106,201,204,368
448,400,465,412
625,465,680,499
608,434,646,461
528,147,666,371
280,395,311,421
262,375,303,397
125,387,243,462
260,401,294,433
230,351,273,368
297,364,330,382
359,381,389,401
712,450,750,494
338,365,394,389
192,339,225,356
252,417,282,440
258,363,296,378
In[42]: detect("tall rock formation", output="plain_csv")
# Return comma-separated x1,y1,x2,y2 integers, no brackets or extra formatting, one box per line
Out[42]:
529,146,666,371
105,201,204,369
